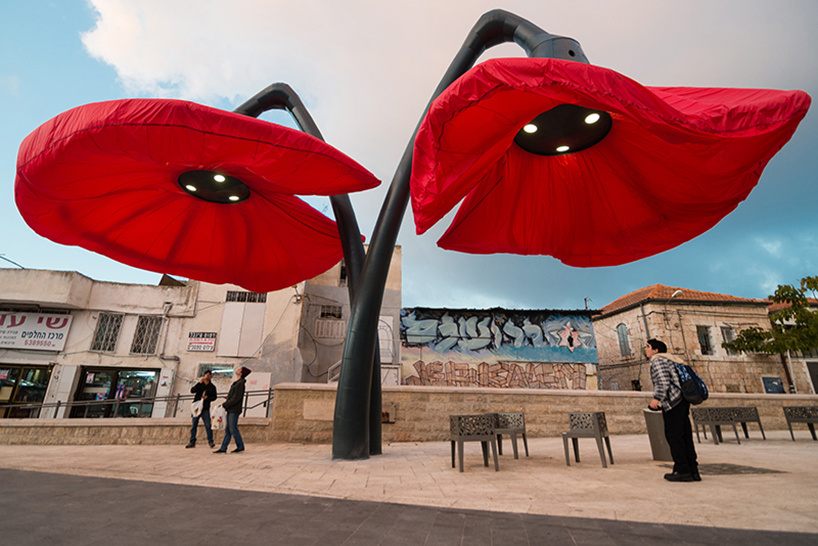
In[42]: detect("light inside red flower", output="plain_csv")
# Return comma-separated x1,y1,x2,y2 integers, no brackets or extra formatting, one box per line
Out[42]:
15,99,380,292
410,58,810,266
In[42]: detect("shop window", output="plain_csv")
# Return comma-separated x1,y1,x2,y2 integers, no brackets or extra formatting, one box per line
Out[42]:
0,366,52,418
91,313,123,352
226,290,267,303
197,364,235,381
71,367,158,418
697,326,713,355
616,323,630,356
131,316,163,355
721,326,737,355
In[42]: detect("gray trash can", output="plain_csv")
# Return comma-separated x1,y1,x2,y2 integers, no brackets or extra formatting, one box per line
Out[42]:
643,408,672,461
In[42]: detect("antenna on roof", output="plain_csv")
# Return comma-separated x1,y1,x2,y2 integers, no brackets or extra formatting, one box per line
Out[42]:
0,254,25,269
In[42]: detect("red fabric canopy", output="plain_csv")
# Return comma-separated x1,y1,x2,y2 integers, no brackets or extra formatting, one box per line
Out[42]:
16,99,379,292
410,58,810,266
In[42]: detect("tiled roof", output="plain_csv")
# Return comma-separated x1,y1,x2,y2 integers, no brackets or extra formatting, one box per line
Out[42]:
768,298,818,313
598,284,768,317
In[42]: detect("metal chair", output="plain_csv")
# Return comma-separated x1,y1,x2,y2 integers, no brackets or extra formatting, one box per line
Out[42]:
562,411,614,468
691,407,741,445
449,414,499,472
488,412,529,459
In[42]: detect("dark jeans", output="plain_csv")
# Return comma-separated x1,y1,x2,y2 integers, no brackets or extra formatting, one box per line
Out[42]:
219,412,244,451
663,399,698,474
189,409,213,444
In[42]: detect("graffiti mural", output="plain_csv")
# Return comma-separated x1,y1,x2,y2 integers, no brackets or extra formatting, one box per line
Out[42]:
400,308,598,389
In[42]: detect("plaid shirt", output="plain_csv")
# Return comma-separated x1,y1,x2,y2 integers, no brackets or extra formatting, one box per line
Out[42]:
650,354,683,411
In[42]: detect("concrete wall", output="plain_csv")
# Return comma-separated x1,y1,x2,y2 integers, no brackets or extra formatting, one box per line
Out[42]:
400,309,598,390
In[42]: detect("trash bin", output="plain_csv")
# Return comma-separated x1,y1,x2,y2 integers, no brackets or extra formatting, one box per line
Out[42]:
643,408,673,461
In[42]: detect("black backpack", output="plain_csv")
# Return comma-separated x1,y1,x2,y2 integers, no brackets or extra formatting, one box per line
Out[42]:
673,362,709,405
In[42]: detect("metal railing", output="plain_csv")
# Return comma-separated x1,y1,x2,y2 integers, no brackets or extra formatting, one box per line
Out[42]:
0,388,275,420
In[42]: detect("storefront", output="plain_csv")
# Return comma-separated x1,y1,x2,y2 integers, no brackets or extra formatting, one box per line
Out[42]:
0,365,53,418
71,367,159,418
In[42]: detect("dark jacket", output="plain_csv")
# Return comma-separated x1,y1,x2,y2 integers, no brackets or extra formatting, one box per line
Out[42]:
190,381,218,411
222,378,246,414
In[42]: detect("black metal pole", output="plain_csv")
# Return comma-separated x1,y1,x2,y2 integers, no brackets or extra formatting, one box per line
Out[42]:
332,9,588,459
233,83,382,454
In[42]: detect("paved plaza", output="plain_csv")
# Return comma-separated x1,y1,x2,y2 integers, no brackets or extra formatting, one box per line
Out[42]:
1,430,816,544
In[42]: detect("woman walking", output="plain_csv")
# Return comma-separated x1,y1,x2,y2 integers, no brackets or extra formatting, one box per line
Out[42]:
214,367,251,453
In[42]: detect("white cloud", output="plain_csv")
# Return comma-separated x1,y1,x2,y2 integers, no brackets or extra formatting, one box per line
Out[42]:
78,0,818,309
0,74,20,95
757,238,783,257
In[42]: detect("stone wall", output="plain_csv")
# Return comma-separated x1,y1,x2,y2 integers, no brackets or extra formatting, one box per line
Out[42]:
0,417,271,446
269,383,818,444
3,384,817,446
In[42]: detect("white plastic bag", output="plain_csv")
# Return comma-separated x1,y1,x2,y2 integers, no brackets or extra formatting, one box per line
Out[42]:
191,399,203,418
211,403,226,430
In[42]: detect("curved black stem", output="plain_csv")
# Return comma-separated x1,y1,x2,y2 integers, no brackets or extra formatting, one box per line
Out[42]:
332,10,589,459
234,84,382,453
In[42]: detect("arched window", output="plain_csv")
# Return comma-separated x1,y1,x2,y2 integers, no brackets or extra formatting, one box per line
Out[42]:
617,323,630,356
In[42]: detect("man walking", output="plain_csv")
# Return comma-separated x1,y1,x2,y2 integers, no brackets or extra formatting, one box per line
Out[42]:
647,339,700,482
186,370,217,448
214,367,251,454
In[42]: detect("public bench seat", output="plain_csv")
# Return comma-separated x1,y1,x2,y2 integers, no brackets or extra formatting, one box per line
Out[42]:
783,406,818,441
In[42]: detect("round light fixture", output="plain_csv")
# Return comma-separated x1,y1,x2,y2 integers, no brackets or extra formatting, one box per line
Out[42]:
523,124,538,134
514,104,612,156
178,170,250,204
585,113,601,124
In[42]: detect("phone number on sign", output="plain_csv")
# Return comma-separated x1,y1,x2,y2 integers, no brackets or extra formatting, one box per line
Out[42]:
24,339,55,347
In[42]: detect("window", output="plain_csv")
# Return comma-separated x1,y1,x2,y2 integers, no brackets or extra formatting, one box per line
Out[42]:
616,323,630,356
130,316,163,354
91,313,123,352
697,326,713,355
197,364,235,380
320,305,343,319
339,260,347,287
226,291,267,303
721,326,737,355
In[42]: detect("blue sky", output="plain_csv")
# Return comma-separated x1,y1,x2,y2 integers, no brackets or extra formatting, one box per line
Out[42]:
2,1,817,311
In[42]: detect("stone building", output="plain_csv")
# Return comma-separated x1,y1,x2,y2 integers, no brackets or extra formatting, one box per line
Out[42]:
593,284,814,394
399,307,599,389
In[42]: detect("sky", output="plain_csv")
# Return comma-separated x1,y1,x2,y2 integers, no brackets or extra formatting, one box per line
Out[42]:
2,0,817,312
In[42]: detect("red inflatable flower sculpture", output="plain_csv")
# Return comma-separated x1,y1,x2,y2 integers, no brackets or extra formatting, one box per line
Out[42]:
410,58,810,266
16,99,379,292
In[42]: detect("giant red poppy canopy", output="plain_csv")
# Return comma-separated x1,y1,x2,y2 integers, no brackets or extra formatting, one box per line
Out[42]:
16,99,379,292
411,58,810,266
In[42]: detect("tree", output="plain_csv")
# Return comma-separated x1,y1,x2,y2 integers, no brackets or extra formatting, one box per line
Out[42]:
723,276,818,355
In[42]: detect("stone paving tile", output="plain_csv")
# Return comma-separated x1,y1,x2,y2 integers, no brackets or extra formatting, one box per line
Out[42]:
2,431,818,538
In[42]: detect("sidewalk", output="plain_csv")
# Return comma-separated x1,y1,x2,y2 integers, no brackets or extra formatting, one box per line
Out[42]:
1,430,816,543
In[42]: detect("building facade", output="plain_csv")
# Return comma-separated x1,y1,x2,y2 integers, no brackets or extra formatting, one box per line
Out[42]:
399,307,599,389
297,246,402,385
0,252,401,419
593,284,815,394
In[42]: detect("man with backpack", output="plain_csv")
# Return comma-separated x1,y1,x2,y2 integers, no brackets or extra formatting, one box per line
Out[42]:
646,339,701,482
